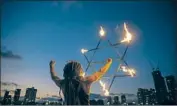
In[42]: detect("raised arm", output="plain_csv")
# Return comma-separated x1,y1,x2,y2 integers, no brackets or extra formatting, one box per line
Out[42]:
85,58,112,83
50,60,61,87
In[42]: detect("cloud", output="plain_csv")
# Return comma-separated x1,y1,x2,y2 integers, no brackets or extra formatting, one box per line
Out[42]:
1,82,20,96
1,82,19,87
1,49,22,60
1,81,29,97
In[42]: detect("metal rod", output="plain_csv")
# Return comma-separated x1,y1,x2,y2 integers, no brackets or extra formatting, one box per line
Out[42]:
107,40,121,47
85,39,102,72
87,41,122,52
90,57,121,64
107,43,130,91
107,40,121,58
83,54,89,63
108,76,116,91
103,74,131,78
114,74,131,77
121,44,129,60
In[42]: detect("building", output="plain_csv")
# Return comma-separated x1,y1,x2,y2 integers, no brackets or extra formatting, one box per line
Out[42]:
148,88,157,105
2,91,10,105
13,89,21,104
107,96,112,105
137,88,143,105
152,70,168,104
90,99,97,105
112,96,120,105
97,99,104,105
24,87,37,104
137,88,150,105
165,75,177,104
137,88,157,105
7,95,12,105
121,95,126,105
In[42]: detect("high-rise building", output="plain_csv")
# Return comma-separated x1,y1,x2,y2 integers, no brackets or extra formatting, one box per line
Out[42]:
137,88,157,105
97,99,104,105
121,95,126,105
149,88,157,105
2,91,10,105
107,96,112,105
14,89,21,104
144,89,150,105
152,70,168,104
137,88,153,105
7,95,12,105
165,75,177,104
24,87,37,104
137,88,143,105
112,96,120,105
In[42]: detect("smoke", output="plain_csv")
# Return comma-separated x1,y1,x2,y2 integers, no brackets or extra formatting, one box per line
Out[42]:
0,47,22,60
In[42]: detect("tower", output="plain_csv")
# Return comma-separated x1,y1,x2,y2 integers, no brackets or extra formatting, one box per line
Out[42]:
13,89,21,104
121,95,126,105
113,96,120,105
137,88,150,105
2,91,9,105
152,69,168,104
148,88,157,105
24,87,37,104
165,75,177,104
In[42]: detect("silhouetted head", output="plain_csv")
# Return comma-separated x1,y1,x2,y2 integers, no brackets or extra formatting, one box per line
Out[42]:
63,61,84,79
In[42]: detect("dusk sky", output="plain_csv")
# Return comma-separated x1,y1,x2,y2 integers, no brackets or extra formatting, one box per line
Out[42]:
1,1,177,97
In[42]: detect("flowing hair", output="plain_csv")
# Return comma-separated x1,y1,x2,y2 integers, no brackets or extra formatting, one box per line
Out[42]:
62,61,83,105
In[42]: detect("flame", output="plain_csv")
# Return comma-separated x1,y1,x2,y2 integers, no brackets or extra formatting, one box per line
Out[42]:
121,23,132,43
129,69,136,77
121,66,128,72
81,49,88,54
99,80,109,96
99,26,105,37
82,72,85,77
120,65,136,77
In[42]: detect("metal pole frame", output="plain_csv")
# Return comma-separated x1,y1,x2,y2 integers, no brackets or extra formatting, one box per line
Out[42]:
82,37,133,94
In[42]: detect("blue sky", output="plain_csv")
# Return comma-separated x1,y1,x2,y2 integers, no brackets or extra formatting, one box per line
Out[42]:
1,1,177,97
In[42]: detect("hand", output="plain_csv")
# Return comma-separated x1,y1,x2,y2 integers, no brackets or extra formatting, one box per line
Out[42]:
107,58,112,63
50,60,56,67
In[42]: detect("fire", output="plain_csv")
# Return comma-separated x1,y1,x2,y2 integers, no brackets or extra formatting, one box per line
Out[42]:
129,69,136,77
82,72,85,77
120,65,136,77
81,49,88,54
99,80,109,96
121,65,128,72
121,23,132,43
99,26,105,37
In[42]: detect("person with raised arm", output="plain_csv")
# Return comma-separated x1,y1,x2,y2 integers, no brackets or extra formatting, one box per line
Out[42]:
49,58,112,105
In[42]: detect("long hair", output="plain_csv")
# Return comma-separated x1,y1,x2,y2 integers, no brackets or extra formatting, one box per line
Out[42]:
63,61,83,78
62,61,83,105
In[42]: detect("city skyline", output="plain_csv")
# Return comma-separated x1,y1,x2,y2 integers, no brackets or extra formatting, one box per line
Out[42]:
1,71,176,105
1,1,177,97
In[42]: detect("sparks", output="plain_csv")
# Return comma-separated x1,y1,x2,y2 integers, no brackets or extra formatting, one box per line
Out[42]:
99,80,109,96
81,49,88,54
99,26,105,37
121,23,132,43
